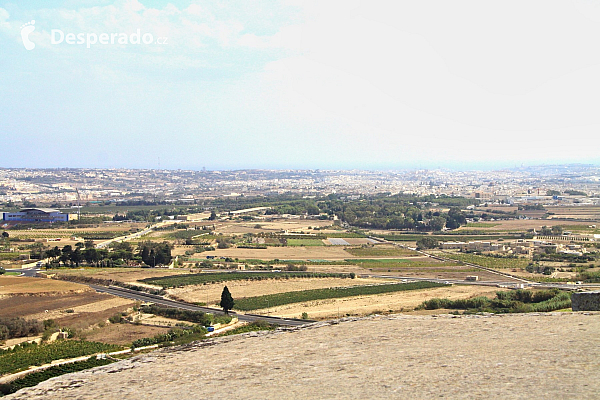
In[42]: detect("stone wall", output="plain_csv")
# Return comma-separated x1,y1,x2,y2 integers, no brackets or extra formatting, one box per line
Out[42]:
571,291,600,311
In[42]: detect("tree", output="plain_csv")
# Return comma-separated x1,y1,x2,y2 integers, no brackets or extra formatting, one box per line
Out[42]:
428,216,446,231
138,241,172,266
208,210,217,221
1,231,8,239
220,286,234,314
416,237,439,250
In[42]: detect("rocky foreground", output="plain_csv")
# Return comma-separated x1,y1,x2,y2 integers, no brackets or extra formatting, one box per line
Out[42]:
7,312,600,399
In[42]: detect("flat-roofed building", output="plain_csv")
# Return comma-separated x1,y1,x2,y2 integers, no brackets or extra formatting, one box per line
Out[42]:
2,208,69,223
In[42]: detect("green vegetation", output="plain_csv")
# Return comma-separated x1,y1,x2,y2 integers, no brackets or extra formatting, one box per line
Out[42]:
138,305,231,326
579,270,600,283
416,237,438,250
345,247,418,257
287,239,325,246
416,289,571,313
220,286,235,314
347,258,464,271
141,272,355,288
0,340,121,376
441,252,530,270
216,321,277,337
234,282,445,311
379,234,518,242
0,357,115,396
0,317,43,341
465,222,500,227
131,326,208,348
0,253,20,261
138,241,172,267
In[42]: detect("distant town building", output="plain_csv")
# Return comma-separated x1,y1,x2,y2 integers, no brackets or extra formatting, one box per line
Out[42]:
2,208,69,223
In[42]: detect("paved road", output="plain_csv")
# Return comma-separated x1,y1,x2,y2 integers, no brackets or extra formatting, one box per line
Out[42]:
369,236,600,290
89,284,311,327
4,267,40,277
96,220,181,249
360,273,600,290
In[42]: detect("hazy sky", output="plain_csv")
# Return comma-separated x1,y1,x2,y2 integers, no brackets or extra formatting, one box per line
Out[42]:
1,0,600,170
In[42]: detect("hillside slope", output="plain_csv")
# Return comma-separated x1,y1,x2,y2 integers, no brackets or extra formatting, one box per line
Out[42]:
6,312,600,399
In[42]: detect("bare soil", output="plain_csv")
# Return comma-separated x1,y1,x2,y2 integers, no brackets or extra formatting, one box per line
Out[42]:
0,276,88,295
53,268,189,284
0,291,118,319
82,323,170,345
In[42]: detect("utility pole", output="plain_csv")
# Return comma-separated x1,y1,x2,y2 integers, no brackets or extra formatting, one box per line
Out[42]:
75,187,81,221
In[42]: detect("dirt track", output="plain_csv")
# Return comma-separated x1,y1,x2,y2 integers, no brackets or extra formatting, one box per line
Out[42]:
7,312,599,399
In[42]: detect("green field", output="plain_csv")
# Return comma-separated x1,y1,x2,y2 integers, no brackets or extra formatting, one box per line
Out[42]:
141,272,354,288
0,253,21,261
286,239,325,247
0,340,122,376
417,289,571,313
347,258,468,271
6,231,124,239
379,234,519,242
465,222,501,228
233,281,445,311
440,253,530,270
0,357,115,396
323,232,367,238
345,247,418,257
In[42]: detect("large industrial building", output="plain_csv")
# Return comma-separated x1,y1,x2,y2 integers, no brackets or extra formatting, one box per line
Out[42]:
2,208,70,223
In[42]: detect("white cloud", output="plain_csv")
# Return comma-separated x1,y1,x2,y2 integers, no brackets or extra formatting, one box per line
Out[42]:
0,7,9,24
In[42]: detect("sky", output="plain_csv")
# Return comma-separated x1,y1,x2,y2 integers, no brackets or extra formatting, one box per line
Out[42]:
1,0,600,171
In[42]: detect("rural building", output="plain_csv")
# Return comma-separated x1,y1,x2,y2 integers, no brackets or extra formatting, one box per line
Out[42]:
467,241,503,252
440,241,467,250
2,208,69,223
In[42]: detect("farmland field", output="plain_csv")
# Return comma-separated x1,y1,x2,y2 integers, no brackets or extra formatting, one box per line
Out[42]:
82,324,171,345
0,340,122,376
202,246,355,260
52,267,189,284
465,222,500,228
0,356,115,396
348,258,467,272
439,252,530,270
233,281,446,311
142,272,354,288
286,239,325,247
272,285,506,319
168,277,392,305
344,246,419,257
0,276,87,295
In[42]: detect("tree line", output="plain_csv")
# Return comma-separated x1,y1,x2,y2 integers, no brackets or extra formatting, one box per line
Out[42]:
44,241,172,268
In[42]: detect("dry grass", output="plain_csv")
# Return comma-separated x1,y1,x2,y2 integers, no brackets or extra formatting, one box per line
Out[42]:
460,219,598,231
81,323,170,345
205,246,354,260
53,267,189,284
214,219,334,235
0,276,88,295
268,285,505,319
